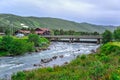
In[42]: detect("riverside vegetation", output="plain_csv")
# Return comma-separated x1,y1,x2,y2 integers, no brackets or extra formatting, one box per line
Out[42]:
0,34,49,56
11,42,120,80
11,28,120,80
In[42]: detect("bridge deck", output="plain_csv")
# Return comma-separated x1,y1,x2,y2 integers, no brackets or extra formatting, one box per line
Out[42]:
42,35,102,39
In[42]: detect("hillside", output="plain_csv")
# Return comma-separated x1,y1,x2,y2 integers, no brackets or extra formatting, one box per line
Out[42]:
0,14,116,33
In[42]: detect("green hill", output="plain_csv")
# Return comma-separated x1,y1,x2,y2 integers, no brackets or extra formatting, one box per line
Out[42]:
0,14,116,33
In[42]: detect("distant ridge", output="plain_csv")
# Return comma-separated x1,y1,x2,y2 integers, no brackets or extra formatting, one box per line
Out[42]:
0,14,116,33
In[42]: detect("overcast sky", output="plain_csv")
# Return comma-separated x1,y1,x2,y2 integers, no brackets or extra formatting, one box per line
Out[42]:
0,0,120,25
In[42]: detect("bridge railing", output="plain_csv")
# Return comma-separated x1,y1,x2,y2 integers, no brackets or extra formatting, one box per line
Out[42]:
42,35,102,39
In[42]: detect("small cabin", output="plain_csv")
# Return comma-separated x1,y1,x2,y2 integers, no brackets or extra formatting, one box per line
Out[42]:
15,30,30,35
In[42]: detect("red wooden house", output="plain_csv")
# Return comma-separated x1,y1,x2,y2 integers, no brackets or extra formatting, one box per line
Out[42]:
15,30,30,35
35,28,50,35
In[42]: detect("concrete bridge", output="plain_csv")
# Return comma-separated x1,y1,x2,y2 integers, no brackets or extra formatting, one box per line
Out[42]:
42,35,102,44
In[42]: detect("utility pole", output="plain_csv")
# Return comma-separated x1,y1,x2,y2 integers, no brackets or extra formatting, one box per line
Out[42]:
9,20,13,35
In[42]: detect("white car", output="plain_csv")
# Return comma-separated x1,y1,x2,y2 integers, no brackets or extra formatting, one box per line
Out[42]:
16,33,24,38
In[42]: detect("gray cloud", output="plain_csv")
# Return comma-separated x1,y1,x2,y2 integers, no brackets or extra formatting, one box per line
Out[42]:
0,0,120,25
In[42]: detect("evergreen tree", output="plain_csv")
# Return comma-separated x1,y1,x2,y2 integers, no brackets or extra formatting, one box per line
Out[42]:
113,27,120,41
102,30,112,44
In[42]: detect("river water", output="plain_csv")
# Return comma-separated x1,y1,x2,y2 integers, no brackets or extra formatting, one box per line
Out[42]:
0,42,99,79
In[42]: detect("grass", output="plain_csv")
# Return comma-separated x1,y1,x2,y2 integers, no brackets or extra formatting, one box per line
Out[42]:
12,42,120,80
110,42,120,47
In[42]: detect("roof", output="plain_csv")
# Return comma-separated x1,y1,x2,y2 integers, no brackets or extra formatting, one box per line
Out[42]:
35,31,44,34
19,30,30,34
35,28,50,35
35,28,49,31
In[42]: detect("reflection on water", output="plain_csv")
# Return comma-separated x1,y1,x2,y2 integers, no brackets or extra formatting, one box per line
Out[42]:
0,42,99,79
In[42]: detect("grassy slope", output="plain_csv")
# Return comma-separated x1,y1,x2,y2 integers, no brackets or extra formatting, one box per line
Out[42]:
0,14,115,33
12,42,120,80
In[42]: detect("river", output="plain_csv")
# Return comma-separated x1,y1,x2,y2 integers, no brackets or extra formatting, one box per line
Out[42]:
0,42,100,79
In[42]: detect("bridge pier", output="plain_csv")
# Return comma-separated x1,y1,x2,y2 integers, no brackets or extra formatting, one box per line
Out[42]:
97,38,101,44
69,38,74,43
76,38,80,42
55,38,59,41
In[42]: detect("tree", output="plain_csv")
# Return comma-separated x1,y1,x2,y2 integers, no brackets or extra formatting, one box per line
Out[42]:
5,27,11,35
113,27,120,41
102,30,112,44
93,31,99,35
28,34,40,47
53,29,60,35
60,29,64,35
1,35,13,51
68,30,75,35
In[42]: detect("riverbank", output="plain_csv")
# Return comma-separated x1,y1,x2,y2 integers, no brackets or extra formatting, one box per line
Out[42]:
0,42,99,79
12,42,120,80
0,35,50,57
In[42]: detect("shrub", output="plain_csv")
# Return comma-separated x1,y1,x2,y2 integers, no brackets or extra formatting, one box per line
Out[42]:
0,35,35,56
113,28,120,41
9,39,28,55
26,42,35,52
80,54,87,60
10,39,35,55
28,34,40,47
89,61,105,79
47,67,54,72
12,72,26,80
26,72,35,80
100,43,120,55
100,56,111,63
111,72,120,80
1,35,13,52
102,30,112,44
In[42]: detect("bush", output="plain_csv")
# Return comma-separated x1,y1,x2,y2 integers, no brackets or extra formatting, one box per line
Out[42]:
26,42,35,52
100,56,111,63
9,39,34,55
80,54,87,60
111,72,120,80
28,34,40,47
89,61,105,79
113,28,120,41
47,67,54,72
102,30,112,44
100,43,120,55
12,72,26,80
0,35,35,56
9,39,28,55
1,35,13,52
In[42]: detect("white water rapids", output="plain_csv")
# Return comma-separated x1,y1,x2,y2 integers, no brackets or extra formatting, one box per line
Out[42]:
0,42,100,79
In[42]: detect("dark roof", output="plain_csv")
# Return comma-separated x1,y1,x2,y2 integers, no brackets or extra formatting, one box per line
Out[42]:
18,30,30,34
35,28,49,31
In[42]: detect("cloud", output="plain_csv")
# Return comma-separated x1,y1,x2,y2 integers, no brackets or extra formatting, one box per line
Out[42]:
0,0,120,25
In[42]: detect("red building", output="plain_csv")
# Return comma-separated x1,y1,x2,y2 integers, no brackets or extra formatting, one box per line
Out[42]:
35,28,50,35
15,30,30,35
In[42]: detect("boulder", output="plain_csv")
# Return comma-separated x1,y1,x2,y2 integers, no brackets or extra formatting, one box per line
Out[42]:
41,58,52,63
59,55,64,58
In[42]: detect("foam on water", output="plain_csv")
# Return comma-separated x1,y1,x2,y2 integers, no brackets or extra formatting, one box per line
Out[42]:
0,42,100,79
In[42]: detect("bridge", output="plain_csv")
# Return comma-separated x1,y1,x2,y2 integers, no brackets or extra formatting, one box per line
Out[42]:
42,35,102,44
